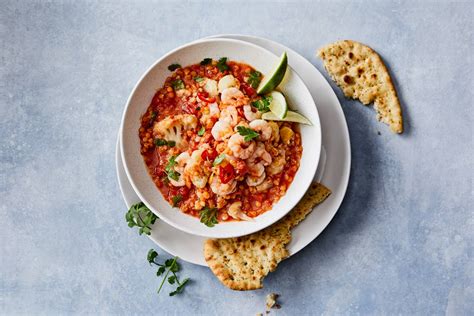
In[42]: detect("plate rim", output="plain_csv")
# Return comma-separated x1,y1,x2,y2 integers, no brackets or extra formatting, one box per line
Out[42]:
116,34,351,266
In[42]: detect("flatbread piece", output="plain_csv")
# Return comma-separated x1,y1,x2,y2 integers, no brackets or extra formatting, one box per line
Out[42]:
317,40,403,133
204,183,331,290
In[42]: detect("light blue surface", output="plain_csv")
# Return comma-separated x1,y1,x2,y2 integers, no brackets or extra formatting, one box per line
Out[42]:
1,1,473,315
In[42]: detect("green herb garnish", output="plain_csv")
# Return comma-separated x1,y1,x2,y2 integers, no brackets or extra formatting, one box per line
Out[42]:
148,111,158,126
213,154,225,166
251,95,272,113
237,126,259,141
200,58,212,65
198,126,205,136
171,194,182,207
171,79,185,91
168,63,181,71
200,206,218,227
194,76,204,82
216,57,229,72
247,70,262,89
154,138,175,147
125,202,158,235
147,249,190,296
165,155,180,181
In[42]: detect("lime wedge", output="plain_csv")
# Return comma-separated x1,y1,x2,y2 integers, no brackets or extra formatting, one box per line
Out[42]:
268,91,288,119
257,52,288,94
262,110,312,125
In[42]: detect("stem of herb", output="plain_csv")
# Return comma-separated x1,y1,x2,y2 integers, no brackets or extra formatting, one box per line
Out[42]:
157,257,178,293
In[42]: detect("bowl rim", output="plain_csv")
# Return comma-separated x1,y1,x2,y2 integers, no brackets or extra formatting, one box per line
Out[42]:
120,38,321,238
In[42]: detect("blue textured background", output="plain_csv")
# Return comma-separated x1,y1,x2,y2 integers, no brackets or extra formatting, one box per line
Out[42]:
1,1,473,315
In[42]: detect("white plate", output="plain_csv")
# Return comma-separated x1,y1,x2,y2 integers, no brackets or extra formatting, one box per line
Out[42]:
116,35,351,266
120,38,321,238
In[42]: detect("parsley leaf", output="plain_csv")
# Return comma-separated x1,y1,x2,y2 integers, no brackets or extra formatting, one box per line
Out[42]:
200,206,218,227
171,194,182,207
197,126,205,136
125,202,158,235
165,155,180,181
216,57,229,72
167,63,181,71
200,58,212,65
247,70,262,89
171,79,185,91
251,95,272,113
213,154,225,166
237,126,259,141
194,76,204,82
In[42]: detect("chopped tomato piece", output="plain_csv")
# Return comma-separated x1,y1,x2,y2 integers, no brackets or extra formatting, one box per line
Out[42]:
201,148,218,161
198,91,216,103
241,83,256,97
219,163,235,184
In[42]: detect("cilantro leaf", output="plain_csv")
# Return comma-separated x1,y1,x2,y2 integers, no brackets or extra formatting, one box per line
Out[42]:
213,154,225,166
237,126,259,141
200,207,218,227
216,57,229,72
171,79,185,91
154,138,176,147
251,95,272,113
147,249,158,264
165,156,180,181
125,202,158,235
247,70,262,89
200,58,212,65
169,278,189,296
198,126,205,136
194,76,204,82
167,63,181,71
171,194,182,207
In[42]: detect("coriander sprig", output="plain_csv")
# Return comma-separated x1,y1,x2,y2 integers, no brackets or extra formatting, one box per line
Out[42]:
217,57,229,72
147,249,190,296
237,126,259,141
125,202,158,235
200,206,218,227
251,95,272,113
247,70,262,89
165,155,180,181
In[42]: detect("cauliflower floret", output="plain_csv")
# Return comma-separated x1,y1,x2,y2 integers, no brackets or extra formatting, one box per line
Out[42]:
153,114,197,149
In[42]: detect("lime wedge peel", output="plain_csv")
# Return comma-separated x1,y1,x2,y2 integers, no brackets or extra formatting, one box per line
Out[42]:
268,91,288,119
257,52,288,95
262,110,312,125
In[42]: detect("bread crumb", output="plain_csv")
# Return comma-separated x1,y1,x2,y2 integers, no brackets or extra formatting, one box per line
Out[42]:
266,293,280,311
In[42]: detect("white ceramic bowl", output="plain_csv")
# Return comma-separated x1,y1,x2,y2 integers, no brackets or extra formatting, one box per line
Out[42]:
120,38,321,238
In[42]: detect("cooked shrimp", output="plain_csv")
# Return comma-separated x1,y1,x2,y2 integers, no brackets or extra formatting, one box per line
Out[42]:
210,175,237,196
267,149,286,175
227,201,253,221
246,171,266,187
220,106,239,127
208,102,220,117
256,179,273,192
184,149,210,188
221,87,248,107
243,105,261,121
228,133,256,159
211,120,233,141
249,119,272,141
247,161,265,177
169,152,190,187
248,142,272,166
218,75,239,93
